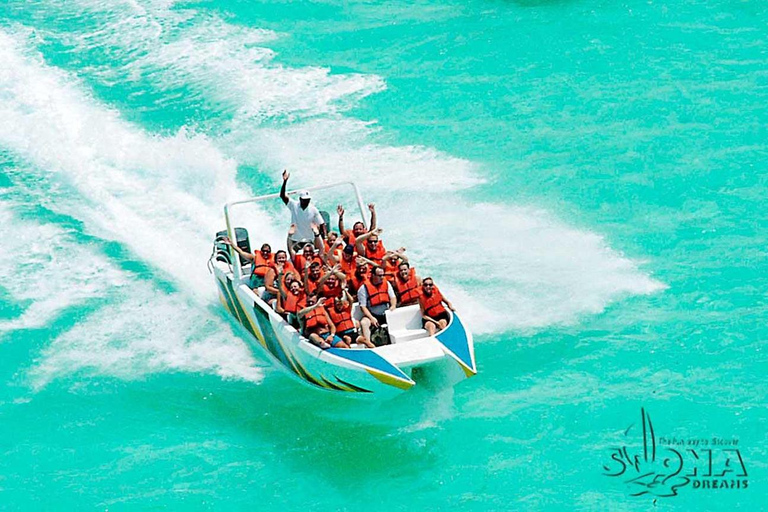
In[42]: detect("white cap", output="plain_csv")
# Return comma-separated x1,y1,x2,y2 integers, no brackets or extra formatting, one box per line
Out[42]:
299,190,311,200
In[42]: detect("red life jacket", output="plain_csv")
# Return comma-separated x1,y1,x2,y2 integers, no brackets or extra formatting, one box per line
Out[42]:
364,279,390,308
419,287,447,318
327,305,355,332
252,251,274,277
305,273,322,295
282,291,304,314
278,261,299,280
340,256,356,281
365,241,386,266
293,254,322,277
304,305,328,330
342,229,357,247
319,279,343,299
393,268,419,304
383,258,400,282
349,269,368,295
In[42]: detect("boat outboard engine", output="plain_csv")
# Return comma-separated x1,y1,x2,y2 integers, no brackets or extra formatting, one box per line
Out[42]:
213,227,251,266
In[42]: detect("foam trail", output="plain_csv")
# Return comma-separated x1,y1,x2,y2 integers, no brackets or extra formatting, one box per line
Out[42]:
27,283,264,391
0,28,282,299
2,1,664,336
0,200,127,333
0,198,261,384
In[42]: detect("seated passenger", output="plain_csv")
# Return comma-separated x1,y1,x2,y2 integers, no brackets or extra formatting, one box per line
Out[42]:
347,258,370,298
357,266,396,346
392,261,422,307
276,278,305,328
298,294,350,349
324,231,344,261
337,203,377,247
327,291,374,349
381,248,408,283
292,241,322,278
303,261,324,294
418,277,455,336
263,250,296,306
317,264,346,299
355,228,387,267
223,238,273,289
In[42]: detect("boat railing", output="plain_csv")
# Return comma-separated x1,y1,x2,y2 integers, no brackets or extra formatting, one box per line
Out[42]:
223,181,367,282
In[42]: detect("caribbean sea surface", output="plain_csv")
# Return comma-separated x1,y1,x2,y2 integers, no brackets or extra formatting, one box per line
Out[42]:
0,0,765,509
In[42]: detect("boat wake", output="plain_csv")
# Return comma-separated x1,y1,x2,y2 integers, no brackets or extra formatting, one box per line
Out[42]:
0,2,664,389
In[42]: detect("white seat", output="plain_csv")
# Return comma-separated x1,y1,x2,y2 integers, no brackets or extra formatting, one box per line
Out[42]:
385,305,427,344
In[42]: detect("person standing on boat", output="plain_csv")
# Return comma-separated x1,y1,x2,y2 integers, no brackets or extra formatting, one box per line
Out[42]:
280,170,326,248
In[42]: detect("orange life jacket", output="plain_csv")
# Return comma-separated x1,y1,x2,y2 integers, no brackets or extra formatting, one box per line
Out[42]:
305,273,322,295
393,268,420,304
327,305,355,332
349,269,369,295
319,279,343,299
282,291,304,314
340,256,356,280
252,251,274,277
364,279,390,308
278,261,299,280
419,287,447,318
365,241,386,266
293,254,322,277
342,229,357,247
383,258,400,282
304,305,328,330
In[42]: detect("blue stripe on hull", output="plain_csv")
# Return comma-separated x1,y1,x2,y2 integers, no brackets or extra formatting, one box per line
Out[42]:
435,313,477,375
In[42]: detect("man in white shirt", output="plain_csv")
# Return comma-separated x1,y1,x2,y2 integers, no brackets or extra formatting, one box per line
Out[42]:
280,170,326,248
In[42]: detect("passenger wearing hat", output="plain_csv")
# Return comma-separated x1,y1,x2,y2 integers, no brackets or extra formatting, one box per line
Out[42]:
280,170,326,248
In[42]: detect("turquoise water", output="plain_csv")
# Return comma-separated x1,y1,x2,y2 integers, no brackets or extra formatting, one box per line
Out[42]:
1,0,765,509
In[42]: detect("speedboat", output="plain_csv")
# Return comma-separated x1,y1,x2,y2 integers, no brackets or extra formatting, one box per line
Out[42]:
209,182,476,398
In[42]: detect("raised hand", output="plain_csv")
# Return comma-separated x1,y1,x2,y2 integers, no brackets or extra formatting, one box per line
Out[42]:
367,203,376,212
396,246,406,253
288,224,297,236
282,169,290,181
337,204,345,217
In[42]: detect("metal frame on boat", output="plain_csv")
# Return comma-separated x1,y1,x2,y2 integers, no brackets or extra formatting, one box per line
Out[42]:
211,182,476,397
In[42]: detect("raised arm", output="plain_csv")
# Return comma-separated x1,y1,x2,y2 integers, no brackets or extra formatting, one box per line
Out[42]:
286,226,298,260
223,237,254,261
279,170,290,205
298,298,326,319
337,205,346,235
368,203,377,231
265,266,282,295
355,228,380,255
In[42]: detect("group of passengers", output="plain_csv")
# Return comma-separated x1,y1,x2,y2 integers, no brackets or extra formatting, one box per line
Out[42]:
223,170,454,350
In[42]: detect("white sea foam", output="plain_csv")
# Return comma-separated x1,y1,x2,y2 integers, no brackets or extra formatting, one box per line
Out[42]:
0,28,281,299
0,200,127,333
1,0,664,345
26,283,264,390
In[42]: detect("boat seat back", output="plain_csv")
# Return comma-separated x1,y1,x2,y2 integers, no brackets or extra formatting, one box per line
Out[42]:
386,305,427,344
385,305,422,331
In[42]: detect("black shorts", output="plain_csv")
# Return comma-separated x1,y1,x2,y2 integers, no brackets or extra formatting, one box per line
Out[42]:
424,311,450,326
